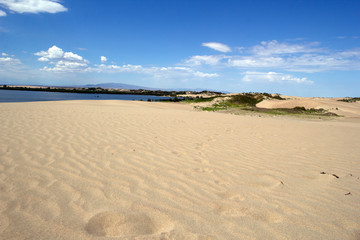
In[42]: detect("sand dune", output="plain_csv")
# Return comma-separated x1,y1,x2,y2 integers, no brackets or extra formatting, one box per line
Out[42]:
1,99,360,239
257,96,360,119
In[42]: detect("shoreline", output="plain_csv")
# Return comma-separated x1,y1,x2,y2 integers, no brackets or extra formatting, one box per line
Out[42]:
0,85,223,97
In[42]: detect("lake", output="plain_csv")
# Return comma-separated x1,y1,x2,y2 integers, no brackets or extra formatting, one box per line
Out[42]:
0,89,171,103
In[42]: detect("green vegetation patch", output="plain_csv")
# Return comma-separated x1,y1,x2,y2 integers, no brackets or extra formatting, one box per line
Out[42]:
197,93,337,117
157,92,284,104
227,93,285,106
228,94,262,106
201,105,338,117
182,96,218,103
337,97,360,103
253,107,337,116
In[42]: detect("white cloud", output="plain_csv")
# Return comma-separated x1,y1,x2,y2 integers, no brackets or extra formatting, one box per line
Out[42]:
35,45,64,61
0,56,21,64
37,56,49,62
338,49,360,58
35,49,219,79
284,54,351,72
188,41,360,73
0,54,25,73
228,56,284,68
227,53,351,73
100,56,107,63
185,55,227,66
193,71,218,78
147,66,219,80
35,45,90,73
235,47,245,52
24,40,360,86
202,42,231,53
251,40,319,56
96,63,142,73
0,54,32,81
0,9,6,16
64,52,84,62
42,60,90,73
242,71,312,84
95,63,218,79
0,0,67,14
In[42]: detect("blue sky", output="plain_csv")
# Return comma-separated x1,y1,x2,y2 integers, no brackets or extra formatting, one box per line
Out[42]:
0,0,359,96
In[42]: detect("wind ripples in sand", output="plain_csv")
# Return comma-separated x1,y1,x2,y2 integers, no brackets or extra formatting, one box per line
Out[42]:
0,100,359,239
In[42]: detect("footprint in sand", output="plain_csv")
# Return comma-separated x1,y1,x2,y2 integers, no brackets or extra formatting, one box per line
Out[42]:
195,158,209,164
195,142,206,150
217,191,245,201
215,204,248,217
214,179,230,186
194,167,214,173
247,209,284,223
86,211,172,237
214,204,284,223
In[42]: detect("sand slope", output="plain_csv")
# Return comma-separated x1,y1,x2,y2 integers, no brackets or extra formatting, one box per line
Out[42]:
257,96,360,119
0,100,360,239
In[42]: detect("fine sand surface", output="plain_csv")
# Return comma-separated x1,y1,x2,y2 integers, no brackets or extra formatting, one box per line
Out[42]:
257,96,360,119
1,99,360,240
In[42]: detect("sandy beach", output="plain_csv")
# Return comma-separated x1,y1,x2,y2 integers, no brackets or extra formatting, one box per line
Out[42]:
1,99,360,239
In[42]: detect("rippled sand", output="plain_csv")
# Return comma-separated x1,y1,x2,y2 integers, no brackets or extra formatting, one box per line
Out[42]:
0,100,359,239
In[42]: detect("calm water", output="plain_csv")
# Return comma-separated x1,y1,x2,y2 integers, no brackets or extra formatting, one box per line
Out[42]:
0,90,170,103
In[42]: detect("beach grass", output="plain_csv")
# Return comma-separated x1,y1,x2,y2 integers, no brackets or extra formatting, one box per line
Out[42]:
337,97,360,103
197,94,338,117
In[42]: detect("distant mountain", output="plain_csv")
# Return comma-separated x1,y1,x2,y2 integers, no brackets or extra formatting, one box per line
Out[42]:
167,87,228,93
74,82,228,93
82,82,155,90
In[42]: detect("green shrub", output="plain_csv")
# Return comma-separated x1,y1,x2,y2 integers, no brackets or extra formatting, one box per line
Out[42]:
293,106,306,112
228,94,261,106
338,97,360,103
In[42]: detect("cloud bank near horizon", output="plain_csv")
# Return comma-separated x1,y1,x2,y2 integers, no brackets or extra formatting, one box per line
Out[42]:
31,46,219,82
1,39,360,89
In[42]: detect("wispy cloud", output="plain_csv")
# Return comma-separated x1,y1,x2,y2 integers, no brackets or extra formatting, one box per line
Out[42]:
202,42,231,53
242,71,313,84
186,40,360,73
251,40,320,56
0,25,8,32
0,0,67,15
338,48,360,58
0,53,23,70
0,8,6,16
228,56,284,68
96,64,219,79
0,53,31,81
184,55,227,66
95,63,142,73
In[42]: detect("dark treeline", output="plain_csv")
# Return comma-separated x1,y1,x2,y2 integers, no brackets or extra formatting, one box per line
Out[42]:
0,85,222,97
